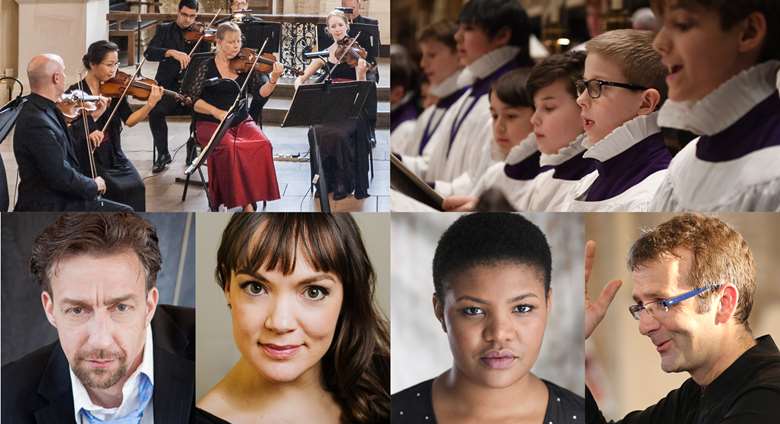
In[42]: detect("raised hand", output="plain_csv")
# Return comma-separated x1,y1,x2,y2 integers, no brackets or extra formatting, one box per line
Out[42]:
585,240,623,339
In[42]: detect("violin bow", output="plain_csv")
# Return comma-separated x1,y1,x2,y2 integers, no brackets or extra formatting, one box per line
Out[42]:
185,38,269,175
76,76,97,179
99,56,147,134
187,8,222,58
328,31,362,78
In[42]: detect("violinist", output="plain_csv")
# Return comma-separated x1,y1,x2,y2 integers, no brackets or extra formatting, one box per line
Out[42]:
68,40,163,211
12,54,130,211
185,21,282,211
144,0,209,173
294,9,371,200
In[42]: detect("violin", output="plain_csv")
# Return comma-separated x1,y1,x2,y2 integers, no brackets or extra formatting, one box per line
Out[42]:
229,48,303,76
56,90,101,122
334,36,375,71
101,71,192,106
184,22,216,43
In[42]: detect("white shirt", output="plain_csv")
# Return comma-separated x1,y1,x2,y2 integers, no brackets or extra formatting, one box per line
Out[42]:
467,134,540,207
565,113,668,212
426,46,523,196
650,60,780,211
521,134,589,211
72,325,155,424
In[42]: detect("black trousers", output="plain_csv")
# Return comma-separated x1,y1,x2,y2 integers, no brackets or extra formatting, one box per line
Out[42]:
149,95,191,156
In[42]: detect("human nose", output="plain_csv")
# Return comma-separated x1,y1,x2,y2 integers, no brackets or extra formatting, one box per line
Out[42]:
484,311,514,343
531,109,541,127
87,310,115,350
638,307,661,336
576,88,590,109
653,26,670,57
265,295,296,334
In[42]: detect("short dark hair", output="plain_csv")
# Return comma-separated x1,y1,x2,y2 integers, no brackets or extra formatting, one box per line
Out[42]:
417,20,458,51
82,40,119,70
30,213,162,296
216,213,389,423
390,46,418,92
651,0,779,62
432,213,552,300
627,213,756,327
527,50,586,103
458,0,532,66
178,0,199,11
489,68,532,109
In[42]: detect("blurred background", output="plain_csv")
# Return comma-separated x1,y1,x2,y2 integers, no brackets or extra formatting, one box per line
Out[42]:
196,212,390,399
585,213,780,419
391,212,585,396
1,212,195,365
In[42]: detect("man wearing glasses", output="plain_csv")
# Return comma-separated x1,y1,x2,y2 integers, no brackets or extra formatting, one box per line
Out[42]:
144,0,209,174
585,213,780,423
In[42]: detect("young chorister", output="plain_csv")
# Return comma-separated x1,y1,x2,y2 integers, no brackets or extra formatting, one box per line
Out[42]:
564,29,672,211
392,21,466,168
649,0,780,211
389,45,420,141
420,0,534,196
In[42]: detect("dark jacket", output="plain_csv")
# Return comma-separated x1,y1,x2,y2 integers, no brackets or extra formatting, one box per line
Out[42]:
586,335,780,423
2,304,196,424
13,93,98,211
144,21,210,91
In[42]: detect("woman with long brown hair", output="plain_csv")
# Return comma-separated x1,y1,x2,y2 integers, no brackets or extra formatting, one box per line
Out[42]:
194,213,390,423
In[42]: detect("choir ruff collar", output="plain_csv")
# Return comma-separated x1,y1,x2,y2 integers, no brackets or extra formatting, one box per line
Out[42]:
540,133,587,166
583,112,660,162
457,46,523,88
391,92,415,113
429,70,466,98
505,133,539,165
658,60,780,136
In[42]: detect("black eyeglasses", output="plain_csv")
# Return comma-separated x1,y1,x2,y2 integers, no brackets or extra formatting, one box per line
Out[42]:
576,79,648,99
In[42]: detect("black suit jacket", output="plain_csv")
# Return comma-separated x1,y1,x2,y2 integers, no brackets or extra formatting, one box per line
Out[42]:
13,93,99,211
145,21,210,91
2,304,195,424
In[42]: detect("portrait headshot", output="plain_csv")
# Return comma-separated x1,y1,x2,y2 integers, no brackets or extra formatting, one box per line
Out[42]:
195,212,390,424
391,213,585,423
1,212,196,424
586,213,780,422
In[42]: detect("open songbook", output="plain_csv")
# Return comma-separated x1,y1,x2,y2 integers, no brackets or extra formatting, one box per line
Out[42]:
390,154,444,211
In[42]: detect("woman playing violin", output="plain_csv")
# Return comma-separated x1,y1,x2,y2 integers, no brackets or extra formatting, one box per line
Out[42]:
186,21,282,211
294,9,372,200
68,40,163,211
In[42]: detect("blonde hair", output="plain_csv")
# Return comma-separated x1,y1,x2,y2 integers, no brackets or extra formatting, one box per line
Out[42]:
216,21,241,40
586,29,668,101
326,9,350,38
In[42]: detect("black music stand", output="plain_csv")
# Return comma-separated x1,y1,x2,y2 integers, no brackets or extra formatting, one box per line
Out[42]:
241,20,282,53
281,80,372,212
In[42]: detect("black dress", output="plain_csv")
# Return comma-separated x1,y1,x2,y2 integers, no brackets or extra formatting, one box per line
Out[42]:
391,378,585,423
67,80,146,211
308,62,371,200
191,407,230,423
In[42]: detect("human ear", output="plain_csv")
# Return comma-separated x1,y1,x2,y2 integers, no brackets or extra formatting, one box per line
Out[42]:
491,27,512,48
736,11,767,56
637,88,661,115
715,284,739,325
41,290,57,328
432,294,447,333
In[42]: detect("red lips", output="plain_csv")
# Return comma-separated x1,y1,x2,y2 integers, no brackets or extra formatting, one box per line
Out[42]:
261,343,302,360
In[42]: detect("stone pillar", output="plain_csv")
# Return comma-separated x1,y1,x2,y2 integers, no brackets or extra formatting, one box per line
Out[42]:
15,0,108,91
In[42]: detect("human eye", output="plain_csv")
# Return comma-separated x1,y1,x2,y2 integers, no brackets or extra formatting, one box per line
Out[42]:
461,306,484,316
239,280,267,296
114,303,133,313
66,306,85,315
302,285,329,301
512,304,535,314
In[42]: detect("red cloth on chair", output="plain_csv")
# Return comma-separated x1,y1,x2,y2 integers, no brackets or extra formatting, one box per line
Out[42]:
195,118,280,208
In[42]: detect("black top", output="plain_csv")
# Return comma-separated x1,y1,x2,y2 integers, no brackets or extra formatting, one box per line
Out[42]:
12,93,98,211
586,335,780,423
392,377,584,423
191,407,230,424
2,305,196,424
144,21,211,90
186,58,268,125
67,80,132,172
